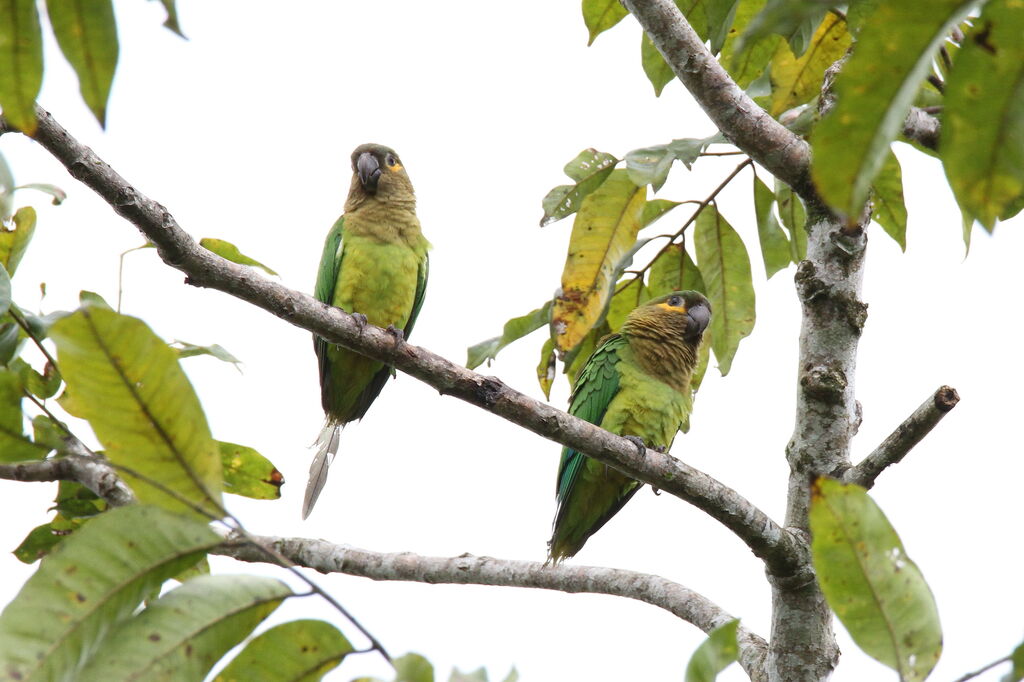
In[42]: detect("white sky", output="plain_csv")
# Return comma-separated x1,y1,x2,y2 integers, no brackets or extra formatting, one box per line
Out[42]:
1,2,1022,681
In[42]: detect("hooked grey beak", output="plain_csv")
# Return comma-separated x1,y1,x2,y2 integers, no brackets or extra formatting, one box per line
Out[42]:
356,152,381,194
684,303,711,341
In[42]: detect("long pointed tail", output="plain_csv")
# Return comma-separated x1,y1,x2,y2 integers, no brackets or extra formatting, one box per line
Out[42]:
302,421,344,519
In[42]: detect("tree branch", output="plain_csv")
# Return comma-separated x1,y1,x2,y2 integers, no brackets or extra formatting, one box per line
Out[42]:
902,106,941,151
216,535,769,681
621,0,814,200
0,452,136,506
8,106,805,581
841,386,959,489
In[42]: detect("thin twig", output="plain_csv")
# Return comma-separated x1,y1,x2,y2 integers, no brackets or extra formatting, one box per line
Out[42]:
841,386,960,489
951,655,1011,682
8,307,61,373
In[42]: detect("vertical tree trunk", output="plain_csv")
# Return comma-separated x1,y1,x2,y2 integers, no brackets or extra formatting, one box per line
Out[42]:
769,206,867,681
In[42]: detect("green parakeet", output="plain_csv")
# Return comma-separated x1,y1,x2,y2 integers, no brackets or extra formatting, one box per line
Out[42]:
548,291,711,561
304,143,430,519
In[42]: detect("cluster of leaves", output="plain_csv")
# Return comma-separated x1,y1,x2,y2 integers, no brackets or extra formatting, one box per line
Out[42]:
0,0,183,132
352,653,518,682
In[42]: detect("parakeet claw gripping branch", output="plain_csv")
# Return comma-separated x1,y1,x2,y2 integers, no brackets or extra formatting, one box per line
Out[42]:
548,291,711,562
305,144,430,519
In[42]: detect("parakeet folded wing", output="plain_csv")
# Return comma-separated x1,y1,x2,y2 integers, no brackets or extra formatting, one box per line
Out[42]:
314,217,345,407
554,334,627,515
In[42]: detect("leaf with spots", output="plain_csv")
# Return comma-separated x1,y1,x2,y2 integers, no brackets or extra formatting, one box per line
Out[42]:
79,574,290,681
0,505,220,681
551,170,646,353
540,149,618,227
810,478,942,682
941,0,1024,230
694,205,754,376
219,440,284,499
215,619,353,682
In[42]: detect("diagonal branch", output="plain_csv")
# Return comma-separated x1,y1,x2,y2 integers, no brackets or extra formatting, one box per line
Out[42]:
5,106,806,581
215,535,769,681
841,385,959,489
622,0,814,200
0,452,136,506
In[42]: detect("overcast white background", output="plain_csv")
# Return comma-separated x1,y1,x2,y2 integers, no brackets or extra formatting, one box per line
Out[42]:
1,2,1021,681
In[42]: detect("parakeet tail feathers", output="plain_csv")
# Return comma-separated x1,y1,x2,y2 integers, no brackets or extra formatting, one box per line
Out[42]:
302,421,345,519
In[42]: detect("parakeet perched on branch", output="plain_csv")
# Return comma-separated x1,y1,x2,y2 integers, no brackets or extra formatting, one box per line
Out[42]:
548,291,711,561
305,143,430,519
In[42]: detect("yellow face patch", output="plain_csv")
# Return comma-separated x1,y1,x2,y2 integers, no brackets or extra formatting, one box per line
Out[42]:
656,301,687,314
387,161,403,173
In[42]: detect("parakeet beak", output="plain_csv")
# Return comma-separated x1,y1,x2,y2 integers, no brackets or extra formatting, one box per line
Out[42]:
356,152,382,194
684,303,711,341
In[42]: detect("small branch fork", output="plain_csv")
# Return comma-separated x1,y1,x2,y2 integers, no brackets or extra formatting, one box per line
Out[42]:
4,106,804,580
841,386,960,489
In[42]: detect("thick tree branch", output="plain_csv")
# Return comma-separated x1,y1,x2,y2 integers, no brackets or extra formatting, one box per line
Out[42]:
216,535,769,681
841,385,959,489
6,107,805,581
622,0,814,200
0,452,136,506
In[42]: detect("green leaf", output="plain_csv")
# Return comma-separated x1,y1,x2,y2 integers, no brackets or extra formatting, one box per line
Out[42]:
151,0,185,37
647,243,705,300
0,368,48,461
536,336,556,400
15,182,67,205
394,653,435,682
449,668,488,682
678,0,711,41
80,574,290,681
753,175,791,278
582,0,628,44
942,0,1024,230
693,205,755,376
668,133,726,169
11,356,62,399
55,479,105,518
0,263,10,318
871,150,907,250
0,0,43,134
32,413,65,451
810,478,942,682
540,149,618,227
721,0,782,89
13,519,77,563
216,619,353,682
551,170,646,352
0,152,14,220
605,277,648,332
172,339,243,368
200,237,279,276
705,0,740,55
0,320,23,364
811,0,977,217
775,178,807,261
499,669,519,682
0,205,36,277
641,32,675,96
219,440,284,500
769,14,851,117
640,199,682,228
466,300,552,369
684,619,740,682
45,0,119,127
1009,641,1024,682
0,505,220,681
51,305,223,518
625,146,674,191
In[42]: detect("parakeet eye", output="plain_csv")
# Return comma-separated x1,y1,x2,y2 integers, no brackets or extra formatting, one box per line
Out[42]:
386,154,397,167
668,295,683,308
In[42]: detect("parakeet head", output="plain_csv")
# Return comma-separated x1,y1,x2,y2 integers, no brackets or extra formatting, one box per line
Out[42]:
348,143,414,203
625,290,711,344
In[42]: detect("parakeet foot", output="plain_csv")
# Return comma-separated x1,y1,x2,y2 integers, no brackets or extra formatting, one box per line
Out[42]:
386,324,405,342
623,435,647,456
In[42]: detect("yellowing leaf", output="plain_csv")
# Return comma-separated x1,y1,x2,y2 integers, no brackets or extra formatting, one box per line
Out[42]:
219,440,283,500
536,337,556,400
0,205,36,277
51,305,223,519
769,13,851,116
0,0,43,134
551,170,645,353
